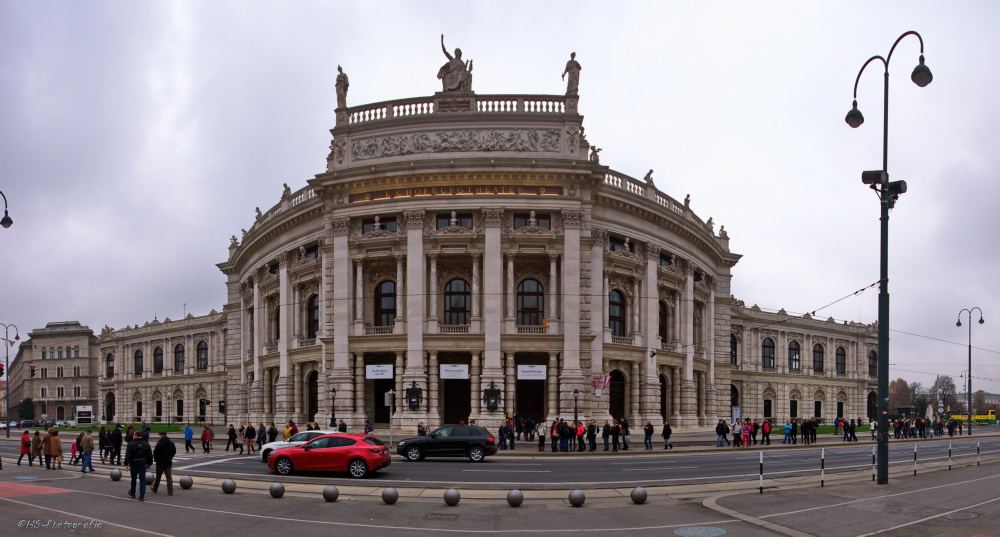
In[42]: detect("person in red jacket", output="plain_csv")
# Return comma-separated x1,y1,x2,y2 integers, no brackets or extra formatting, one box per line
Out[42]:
17,430,33,466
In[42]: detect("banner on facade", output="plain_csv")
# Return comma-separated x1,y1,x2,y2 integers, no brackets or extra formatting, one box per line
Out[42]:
440,363,469,379
366,364,393,379
517,365,546,380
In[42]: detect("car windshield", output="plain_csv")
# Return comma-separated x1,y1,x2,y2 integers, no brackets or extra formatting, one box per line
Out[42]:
287,432,311,442
431,427,452,437
362,438,385,446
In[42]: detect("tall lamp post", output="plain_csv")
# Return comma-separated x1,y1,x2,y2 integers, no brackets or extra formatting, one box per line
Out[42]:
573,388,580,424
0,190,13,229
845,31,933,485
957,308,984,435
2,323,20,438
329,388,337,428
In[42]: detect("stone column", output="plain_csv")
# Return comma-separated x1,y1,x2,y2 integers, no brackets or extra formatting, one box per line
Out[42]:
589,229,607,382
548,253,558,326
471,351,482,416
481,209,505,412
354,259,364,325
428,351,439,418
560,210,583,377
471,253,481,320
547,352,559,420
630,361,640,423
395,352,405,414
395,254,406,325
276,253,293,421
264,367,273,416
293,363,302,418
328,216,357,422
505,352,515,416
505,253,515,320
631,277,641,337
403,211,427,415
354,354,365,419
706,285,716,423
680,262,697,425
428,253,438,328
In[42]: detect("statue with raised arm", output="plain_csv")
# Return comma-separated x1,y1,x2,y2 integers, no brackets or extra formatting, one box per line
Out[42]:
335,65,349,109
438,34,472,92
562,52,582,95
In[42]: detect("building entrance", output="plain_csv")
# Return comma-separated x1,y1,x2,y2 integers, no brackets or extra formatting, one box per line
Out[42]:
306,370,318,422
515,379,544,421
609,369,626,419
373,378,394,424
442,378,470,424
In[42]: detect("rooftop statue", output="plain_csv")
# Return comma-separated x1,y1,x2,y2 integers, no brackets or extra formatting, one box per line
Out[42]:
562,52,581,96
335,65,349,109
438,34,473,92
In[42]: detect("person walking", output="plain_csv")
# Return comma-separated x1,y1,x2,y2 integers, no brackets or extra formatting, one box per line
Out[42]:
611,419,622,452
732,420,742,448
41,428,54,469
51,430,64,469
183,424,195,453
741,419,752,448
587,419,598,452
235,425,246,454
99,426,109,463
124,432,153,501
782,421,792,444
258,422,268,451
337,420,348,433
70,431,82,465
761,419,771,445
602,420,611,451
80,430,96,473
662,420,673,450
715,419,728,447
110,426,124,465
244,422,256,455
225,424,237,451
643,420,654,450
537,421,547,452
151,431,176,496
267,423,278,443
18,430,33,466
30,431,43,466
620,417,631,451
201,425,213,453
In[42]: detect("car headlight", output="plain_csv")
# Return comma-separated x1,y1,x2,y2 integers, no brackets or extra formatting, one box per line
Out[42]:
397,440,406,447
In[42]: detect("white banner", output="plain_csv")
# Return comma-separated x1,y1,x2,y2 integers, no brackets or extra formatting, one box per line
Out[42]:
365,364,394,379
440,363,469,379
517,364,547,380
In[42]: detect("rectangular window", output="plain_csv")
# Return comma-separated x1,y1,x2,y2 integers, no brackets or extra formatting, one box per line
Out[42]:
814,401,822,418
513,213,550,230
363,217,397,234
176,399,183,418
763,399,772,418
659,252,673,267
437,213,473,229
790,400,798,419
155,400,163,418
837,401,844,418
609,236,627,251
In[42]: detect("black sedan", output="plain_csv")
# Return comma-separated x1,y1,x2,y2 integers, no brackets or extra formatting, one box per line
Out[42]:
396,425,498,462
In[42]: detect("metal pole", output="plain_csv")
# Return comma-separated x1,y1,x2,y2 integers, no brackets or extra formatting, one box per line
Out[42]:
967,317,973,436
759,451,764,494
913,443,917,476
875,68,891,486
821,448,825,487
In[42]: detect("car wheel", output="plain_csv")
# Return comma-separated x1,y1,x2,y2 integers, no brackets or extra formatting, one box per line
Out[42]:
274,457,293,476
405,445,423,461
468,445,485,462
261,449,271,462
348,458,369,478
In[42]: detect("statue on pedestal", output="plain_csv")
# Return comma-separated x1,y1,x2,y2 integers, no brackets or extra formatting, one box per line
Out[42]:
562,52,582,95
335,65,349,109
438,35,473,92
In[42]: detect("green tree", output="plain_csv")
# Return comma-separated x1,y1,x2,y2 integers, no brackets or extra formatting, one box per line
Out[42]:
17,397,34,420
888,378,910,413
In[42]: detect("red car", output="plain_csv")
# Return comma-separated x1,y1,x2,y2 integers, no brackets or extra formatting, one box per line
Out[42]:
268,433,391,478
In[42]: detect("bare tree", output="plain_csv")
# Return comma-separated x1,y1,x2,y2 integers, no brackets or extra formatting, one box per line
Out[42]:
931,375,959,412
888,378,910,414
973,390,987,413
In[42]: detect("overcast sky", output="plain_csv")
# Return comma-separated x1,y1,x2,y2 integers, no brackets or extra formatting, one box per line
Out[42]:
2,1,997,394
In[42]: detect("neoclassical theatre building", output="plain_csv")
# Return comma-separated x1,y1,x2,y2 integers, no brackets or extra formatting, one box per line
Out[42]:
13,54,878,431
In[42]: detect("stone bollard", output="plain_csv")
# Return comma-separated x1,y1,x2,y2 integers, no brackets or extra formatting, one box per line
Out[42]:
382,487,399,505
180,476,194,490
630,487,647,504
506,489,524,507
221,479,237,494
322,486,339,502
444,488,461,506
145,473,155,486
110,469,122,481
269,483,285,498
568,489,586,507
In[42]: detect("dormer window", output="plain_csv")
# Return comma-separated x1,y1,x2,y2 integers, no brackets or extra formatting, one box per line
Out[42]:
437,212,472,230
303,245,319,259
659,252,673,267
363,216,397,234
514,212,550,230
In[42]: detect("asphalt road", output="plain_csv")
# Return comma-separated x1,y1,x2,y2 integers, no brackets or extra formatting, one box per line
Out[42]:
4,434,997,488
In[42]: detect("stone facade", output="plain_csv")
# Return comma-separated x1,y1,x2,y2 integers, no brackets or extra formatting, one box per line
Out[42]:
8,88,877,431
7,322,99,422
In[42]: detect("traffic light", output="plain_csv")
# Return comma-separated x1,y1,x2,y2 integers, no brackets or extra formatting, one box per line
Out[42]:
30,365,36,377
218,400,226,414
0,363,4,377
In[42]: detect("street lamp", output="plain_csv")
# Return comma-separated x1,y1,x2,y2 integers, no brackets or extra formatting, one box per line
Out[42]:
0,190,12,228
845,31,932,485
573,388,580,424
1,323,20,438
957,308,984,436
329,388,337,428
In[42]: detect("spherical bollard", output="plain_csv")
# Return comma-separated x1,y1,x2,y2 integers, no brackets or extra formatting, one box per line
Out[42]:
630,487,647,505
145,473,155,486
443,488,461,506
109,469,122,481
269,483,285,498
506,489,524,508
568,489,586,508
221,479,237,494
180,476,194,490
322,485,340,502
381,487,399,505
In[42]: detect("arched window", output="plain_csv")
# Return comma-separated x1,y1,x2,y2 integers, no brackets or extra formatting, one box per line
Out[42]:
134,350,143,376
868,350,877,377
196,341,209,370
73,366,80,377
40,387,47,398
836,347,846,375
731,385,740,407
658,301,669,342
174,344,185,372
153,347,163,374
374,280,396,326
271,307,281,342
789,341,801,371
730,334,738,364
57,347,63,359
105,354,114,379
42,349,47,359
306,295,319,339
57,386,64,398
609,290,626,337
813,344,824,373
516,279,544,326
74,346,80,358
444,279,471,325
73,386,81,397
761,338,775,369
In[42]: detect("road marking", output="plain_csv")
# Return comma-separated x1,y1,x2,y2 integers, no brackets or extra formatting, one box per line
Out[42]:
0,483,71,498
0,496,173,536
461,469,552,473
174,459,236,470
622,466,698,471
858,495,1000,537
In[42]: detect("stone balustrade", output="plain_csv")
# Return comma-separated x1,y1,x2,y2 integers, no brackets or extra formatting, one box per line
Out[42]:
341,94,573,127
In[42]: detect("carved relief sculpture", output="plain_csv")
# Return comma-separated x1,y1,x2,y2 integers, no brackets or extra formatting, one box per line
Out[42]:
351,129,561,160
